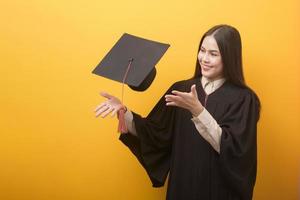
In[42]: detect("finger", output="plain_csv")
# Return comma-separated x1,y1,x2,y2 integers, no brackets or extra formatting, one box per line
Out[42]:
101,107,114,118
166,101,178,106
191,84,198,98
165,94,183,103
94,102,106,112
111,108,117,118
165,97,185,109
171,90,188,98
100,92,113,99
95,106,109,117
166,100,189,110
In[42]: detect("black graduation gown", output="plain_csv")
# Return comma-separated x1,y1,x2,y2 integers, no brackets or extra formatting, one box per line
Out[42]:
119,77,259,200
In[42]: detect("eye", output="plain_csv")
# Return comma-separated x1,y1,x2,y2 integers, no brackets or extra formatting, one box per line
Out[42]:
200,48,205,53
210,52,219,57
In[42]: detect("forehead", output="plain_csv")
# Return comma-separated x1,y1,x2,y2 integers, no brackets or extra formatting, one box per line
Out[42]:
201,36,220,51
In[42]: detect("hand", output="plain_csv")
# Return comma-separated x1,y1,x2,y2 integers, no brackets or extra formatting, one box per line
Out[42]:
94,92,124,118
165,84,204,116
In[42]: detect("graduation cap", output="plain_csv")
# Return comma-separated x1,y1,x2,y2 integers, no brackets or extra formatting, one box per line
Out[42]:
92,33,170,91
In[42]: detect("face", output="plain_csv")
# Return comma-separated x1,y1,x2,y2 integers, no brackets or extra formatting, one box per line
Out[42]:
198,36,224,81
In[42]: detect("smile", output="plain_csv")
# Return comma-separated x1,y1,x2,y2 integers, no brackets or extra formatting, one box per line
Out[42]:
201,64,212,70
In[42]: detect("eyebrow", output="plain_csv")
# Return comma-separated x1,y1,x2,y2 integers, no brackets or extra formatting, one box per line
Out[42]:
201,46,220,53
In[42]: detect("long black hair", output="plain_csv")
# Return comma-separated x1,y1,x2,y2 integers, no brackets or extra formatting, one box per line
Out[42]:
194,24,261,118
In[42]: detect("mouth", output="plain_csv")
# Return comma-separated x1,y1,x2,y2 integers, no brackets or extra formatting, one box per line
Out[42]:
201,63,212,71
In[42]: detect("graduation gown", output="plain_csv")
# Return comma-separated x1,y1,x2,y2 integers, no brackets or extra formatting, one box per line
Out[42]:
119,77,259,200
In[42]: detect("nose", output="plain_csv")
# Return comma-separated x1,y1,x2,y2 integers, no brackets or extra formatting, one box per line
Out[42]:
202,52,209,64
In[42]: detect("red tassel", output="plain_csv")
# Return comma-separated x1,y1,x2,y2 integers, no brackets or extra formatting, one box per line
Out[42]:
117,107,128,133
118,60,132,133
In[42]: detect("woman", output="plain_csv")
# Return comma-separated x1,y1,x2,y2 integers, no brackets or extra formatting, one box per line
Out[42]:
95,24,260,200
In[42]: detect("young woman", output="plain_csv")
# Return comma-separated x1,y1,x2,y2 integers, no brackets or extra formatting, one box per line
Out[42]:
95,24,261,200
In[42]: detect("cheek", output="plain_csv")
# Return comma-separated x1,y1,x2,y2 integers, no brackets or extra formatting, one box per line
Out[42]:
212,57,222,68
197,53,202,62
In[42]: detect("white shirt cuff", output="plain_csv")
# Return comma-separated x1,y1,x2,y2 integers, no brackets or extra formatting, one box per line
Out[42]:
191,108,222,153
124,110,138,136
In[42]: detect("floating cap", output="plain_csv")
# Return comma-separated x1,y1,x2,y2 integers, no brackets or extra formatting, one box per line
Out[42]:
92,33,170,91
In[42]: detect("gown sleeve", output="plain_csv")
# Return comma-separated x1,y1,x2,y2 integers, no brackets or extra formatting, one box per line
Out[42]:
119,84,177,187
218,89,260,199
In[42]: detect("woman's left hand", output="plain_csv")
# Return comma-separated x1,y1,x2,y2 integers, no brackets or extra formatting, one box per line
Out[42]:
165,84,204,117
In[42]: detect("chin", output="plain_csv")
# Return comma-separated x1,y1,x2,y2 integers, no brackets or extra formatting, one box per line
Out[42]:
201,70,212,78
201,69,223,80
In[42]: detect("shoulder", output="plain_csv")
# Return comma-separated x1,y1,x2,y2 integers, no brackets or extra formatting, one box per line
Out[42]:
169,77,199,91
222,83,257,101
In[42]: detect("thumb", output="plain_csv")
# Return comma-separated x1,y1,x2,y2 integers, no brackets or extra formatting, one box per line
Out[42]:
100,91,113,99
191,84,198,98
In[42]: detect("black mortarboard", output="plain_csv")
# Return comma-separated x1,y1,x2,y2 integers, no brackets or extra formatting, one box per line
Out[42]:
92,33,170,91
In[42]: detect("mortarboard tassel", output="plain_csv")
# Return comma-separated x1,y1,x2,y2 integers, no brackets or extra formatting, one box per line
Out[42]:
117,106,128,133
117,59,133,133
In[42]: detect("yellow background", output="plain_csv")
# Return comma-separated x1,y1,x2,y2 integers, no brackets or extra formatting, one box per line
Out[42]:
1,0,299,199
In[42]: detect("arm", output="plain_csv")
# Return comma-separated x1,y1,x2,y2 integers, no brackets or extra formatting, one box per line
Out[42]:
165,84,221,152
94,91,138,135
124,110,138,136
191,108,222,153
95,86,176,187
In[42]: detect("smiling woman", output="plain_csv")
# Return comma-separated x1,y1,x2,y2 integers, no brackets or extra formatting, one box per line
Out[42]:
198,36,224,81
95,24,261,200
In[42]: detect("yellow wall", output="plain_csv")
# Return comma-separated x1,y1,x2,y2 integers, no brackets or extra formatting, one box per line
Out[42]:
1,0,299,199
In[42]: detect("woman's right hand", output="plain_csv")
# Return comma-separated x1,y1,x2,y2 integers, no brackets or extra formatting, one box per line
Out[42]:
94,92,124,118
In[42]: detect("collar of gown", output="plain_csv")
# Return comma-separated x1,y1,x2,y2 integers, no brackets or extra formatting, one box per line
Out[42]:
201,76,226,95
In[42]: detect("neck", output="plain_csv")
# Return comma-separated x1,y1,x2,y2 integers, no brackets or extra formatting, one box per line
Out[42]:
202,75,224,82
